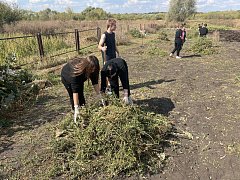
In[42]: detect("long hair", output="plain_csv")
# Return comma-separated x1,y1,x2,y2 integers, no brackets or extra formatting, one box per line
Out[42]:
70,56,100,78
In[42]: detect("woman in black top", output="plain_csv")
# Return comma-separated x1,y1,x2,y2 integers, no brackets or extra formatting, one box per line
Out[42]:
61,56,103,122
101,58,132,104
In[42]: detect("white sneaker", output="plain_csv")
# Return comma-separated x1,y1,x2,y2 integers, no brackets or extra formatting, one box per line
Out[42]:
176,56,182,59
169,53,173,57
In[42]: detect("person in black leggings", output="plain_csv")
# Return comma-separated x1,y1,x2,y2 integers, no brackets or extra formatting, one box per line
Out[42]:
61,56,103,122
170,24,183,59
100,57,132,104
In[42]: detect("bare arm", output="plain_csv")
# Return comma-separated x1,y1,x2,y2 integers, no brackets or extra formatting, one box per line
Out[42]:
98,34,107,51
73,93,79,106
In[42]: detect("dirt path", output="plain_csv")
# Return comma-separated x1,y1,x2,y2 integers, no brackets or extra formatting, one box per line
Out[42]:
1,38,240,179
125,41,240,180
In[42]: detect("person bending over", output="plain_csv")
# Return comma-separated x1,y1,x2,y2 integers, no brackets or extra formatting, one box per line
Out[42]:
100,58,132,104
61,56,103,122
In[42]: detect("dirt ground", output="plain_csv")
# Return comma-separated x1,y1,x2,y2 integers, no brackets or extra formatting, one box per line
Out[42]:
1,34,240,179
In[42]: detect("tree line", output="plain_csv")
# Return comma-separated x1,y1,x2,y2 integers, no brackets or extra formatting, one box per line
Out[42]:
1,0,240,31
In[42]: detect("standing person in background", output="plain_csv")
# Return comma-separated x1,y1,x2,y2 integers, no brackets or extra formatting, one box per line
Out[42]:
199,23,208,37
98,18,120,63
198,23,202,36
61,56,104,123
170,24,183,59
100,57,132,105
181,25,187,47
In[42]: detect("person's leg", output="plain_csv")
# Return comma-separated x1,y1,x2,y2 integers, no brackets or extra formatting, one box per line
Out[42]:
62,79,74,110
119,62,130,96
171,42,178,54
176,42,182,56
109,76,119,98
78,82,85,106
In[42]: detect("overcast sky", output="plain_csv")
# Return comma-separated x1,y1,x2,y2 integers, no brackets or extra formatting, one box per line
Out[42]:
2,0,240,13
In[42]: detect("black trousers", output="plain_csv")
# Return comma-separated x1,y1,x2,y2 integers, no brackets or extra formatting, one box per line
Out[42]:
109,61,130,98
61,77,85,110
171,41,182,56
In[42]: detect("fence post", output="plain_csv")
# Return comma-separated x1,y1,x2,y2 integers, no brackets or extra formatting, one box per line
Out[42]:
37,32,44,58
97,27,101,43
75,29,80,54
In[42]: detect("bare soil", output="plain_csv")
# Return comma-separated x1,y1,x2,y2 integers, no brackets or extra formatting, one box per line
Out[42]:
1,35,240,179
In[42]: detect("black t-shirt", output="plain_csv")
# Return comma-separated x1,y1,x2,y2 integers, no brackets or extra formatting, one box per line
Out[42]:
101,58,129,92
61,63,99,93
199,27,208,36
103,31,116,58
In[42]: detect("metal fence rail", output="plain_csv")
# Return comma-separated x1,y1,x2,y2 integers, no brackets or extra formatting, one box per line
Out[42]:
0,27,101,65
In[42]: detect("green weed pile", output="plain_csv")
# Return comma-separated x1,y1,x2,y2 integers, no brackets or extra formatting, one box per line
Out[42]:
52,99,172,179
190,37,217,55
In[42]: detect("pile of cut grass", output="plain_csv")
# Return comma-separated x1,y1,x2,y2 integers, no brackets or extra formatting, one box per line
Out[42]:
52,98,172,179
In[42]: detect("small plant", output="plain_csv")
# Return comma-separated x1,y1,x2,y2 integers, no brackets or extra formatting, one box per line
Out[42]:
157,31,169,41
129,28,142,38
190,37,217,55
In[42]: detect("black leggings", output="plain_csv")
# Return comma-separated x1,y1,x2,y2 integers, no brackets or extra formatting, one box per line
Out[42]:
171,42,182,56
61,77,85,110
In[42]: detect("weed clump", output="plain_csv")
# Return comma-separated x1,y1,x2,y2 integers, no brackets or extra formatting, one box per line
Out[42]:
53,99,172,179
190,37,217,55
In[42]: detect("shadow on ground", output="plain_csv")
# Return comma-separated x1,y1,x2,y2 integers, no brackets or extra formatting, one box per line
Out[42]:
131,79,176,90
135,97,175,116
182,54,202,58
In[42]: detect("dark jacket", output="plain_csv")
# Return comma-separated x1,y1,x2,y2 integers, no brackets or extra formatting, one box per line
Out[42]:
199,27,208,36
175,29,183,44
101,58,129,93
61,63,98,93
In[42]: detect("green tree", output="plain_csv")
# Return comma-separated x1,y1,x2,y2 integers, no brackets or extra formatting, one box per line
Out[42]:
81,6,110,20
167,0,196,22
0,2,21,31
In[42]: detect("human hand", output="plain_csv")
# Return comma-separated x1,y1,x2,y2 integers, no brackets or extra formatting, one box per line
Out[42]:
122,96,129,104
74,105,80,123
101,46,107,52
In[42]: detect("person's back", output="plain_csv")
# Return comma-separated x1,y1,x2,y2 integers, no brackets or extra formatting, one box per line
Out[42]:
199,24,208,37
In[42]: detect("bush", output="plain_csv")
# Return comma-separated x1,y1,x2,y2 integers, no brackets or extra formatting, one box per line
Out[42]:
157,31,169,41
129,28,142,38
190,37,216,55
0,53,38,112
53,98,172,179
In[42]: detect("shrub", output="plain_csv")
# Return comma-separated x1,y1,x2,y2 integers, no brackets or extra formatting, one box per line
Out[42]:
53,98,172,179
0,53,38,114
157,31,169,41
129,28,142,38
190,37,216,55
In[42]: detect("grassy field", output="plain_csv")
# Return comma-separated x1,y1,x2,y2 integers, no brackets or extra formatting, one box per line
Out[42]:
1,18,240,179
